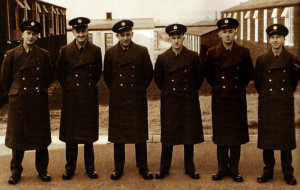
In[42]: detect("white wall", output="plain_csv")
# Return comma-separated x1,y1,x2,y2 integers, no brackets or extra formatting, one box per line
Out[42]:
67,29,155,64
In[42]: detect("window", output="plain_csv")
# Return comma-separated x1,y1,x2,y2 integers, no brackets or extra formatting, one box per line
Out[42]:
263,9,267,43
42,5,49,37
55,7,60,35
227,12,232,18
105,33,113,51
271,8,278,24
281,7,294,46
253,10,258,42
49,6,55,35
233,12,237,19
223,13,226,18
240,11,244,40
244,11,250,41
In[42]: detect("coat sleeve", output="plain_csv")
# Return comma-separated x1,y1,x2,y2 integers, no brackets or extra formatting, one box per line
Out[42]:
254,56,263,93
43,50,53,88
55,47,67,87
154,54,164,90
1,51,14,92
94,46,102,82
291,56,300,92
204,50,215,87
194,53,204,89
103,50,112,89
143,48,153,87
242,48,254,87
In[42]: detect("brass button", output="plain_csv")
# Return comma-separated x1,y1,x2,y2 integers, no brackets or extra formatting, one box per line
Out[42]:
75,74,78,77
22,77,26,80
120,83,123,86
76,83,79,86
131,84,133,86
222,76,225,79
223,86,226,88
24,87,27,90
269,79,272,82
270,88,272,91
171,79,174,82
120,74,122,77
281,88,284,91
173,88,176,91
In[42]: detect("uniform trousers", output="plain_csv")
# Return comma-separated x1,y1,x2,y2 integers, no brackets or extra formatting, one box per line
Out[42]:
10,148,49,176
114,142,148,172
263,149,294,176
65,143,95,172
217,145,241,175
159,144,195,172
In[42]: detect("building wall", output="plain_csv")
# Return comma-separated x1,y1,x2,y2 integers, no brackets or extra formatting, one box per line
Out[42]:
67,29,155,64
222,4,300,63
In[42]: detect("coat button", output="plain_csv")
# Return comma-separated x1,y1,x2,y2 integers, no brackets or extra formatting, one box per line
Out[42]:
184,88,186,90
132,75,134,77
36,87,39,90
90,65,92,67
173,88,176,91
223,86,226,88
268,70,271,73
36,77,39,80
171,79,174,82
283,70,286,73
131,84,133,86
281,88,284,91
132,66,135,68
76,83,79,86
235,86,237,88
184,79,187,82
237,66,240,69
120,83,123,86
22,77,26,80
89,74,92,76
283,79,285,82
235,76,238,79
270,88,272,91
37,90,39,93
88,83,91,85
269,79,272,82
184,70,187,73
37,67,39,70
24,87,27,90
120,74,122,77
75,74,78,77
222,76,225,79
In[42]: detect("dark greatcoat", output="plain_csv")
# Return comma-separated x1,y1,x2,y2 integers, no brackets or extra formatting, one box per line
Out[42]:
205,42,254,146
1,44,53,150
154,46,204,145
254,47,299,150
103,42,153,143
56,40,102,143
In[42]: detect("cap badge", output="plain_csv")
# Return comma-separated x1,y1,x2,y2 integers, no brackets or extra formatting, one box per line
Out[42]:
273,26,277,30
31,22,35,26
225,19,229,24
78,19,82,24
174,25,177,30
121,22,125,26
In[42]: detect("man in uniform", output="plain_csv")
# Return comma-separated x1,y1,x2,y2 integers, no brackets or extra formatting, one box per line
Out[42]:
56,17,102,180
254,24,299,185
205,18,254,182
103,20,153,180
1,20,53,184
154,24,204,179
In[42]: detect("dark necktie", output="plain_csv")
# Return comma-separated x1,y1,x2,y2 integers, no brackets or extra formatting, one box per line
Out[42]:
226,49,230,53
28,49,31,54
275,55,279,59
80,47,83,53
124,48,128,52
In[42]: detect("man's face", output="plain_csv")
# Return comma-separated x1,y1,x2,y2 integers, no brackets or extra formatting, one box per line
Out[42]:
269,34,285,50
22,30,38,46
73,27,88,45
117,30,133,48
169,34,184,50
218,28,237,44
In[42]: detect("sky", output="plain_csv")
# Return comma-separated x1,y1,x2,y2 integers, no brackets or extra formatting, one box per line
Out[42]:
43,0,249,24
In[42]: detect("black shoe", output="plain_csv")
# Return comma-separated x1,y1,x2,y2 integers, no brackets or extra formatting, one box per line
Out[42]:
62,171,75,180
212,172,224,181
111,170,123,180
139,169,153,180
231,173,243,182
284,175,297,185
38,172,51,182
86,170,98,179
257,174,273,183
185,170,200,179
155,171,169,179
8,174,21,185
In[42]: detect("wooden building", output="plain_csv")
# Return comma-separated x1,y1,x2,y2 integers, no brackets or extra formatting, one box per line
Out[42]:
67,14,155,63
0,0,67,64
221,0,300,61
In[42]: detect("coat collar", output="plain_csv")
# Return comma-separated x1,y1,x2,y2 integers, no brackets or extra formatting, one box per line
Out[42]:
215,42,243,69
164,46,190,73
263,47,288,70
66,40,95,67
14,43,42,69
116,42,141,66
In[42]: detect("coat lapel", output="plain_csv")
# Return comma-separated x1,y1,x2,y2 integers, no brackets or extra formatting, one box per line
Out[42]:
263,48,287,70
166,46,189,73
118,42,139,66
215,42,242,69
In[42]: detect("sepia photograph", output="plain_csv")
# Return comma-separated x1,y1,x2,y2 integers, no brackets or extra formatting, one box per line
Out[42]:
0,0,299,189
